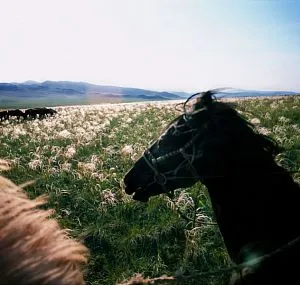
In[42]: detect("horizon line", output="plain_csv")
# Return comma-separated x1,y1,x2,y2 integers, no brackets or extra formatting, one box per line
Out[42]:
0,79,299,94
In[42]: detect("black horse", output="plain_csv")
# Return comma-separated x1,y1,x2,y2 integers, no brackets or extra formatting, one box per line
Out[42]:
25,108,57,119
24,108,38,119
124,91,300,284
0,111,8,121
45,108,57,116
7,109,25,120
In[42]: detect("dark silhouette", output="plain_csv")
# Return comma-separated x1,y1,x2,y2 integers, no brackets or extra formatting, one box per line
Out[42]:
124,91,300,284
24,108,39,119
24,108,57,119
47,108,57,116
7,109,25,120
0,111,8,121
39,107,57,117
0,107,58,122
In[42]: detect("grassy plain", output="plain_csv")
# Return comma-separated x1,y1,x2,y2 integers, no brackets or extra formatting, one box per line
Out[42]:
0,96,299,284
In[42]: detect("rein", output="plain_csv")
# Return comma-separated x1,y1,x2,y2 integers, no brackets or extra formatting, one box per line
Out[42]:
173,234,300,281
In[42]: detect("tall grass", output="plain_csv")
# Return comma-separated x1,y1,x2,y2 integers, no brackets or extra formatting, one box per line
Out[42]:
0,96,299,284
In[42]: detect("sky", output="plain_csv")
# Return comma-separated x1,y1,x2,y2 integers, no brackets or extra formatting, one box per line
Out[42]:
1,0,300,92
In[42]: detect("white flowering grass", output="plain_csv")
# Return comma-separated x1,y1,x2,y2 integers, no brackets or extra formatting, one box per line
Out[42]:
0,96,299,285
0,159,11,171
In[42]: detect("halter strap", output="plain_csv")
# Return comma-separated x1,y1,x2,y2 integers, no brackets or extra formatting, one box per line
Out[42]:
142,128,206,192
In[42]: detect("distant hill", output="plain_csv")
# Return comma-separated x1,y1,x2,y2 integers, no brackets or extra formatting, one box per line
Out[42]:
176,89,298,98
0,81,181,108
168,91,192,98
216,89,298,98
0,81,298,109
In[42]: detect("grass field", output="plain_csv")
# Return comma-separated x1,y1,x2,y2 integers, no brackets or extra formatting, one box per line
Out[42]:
0,96,299,284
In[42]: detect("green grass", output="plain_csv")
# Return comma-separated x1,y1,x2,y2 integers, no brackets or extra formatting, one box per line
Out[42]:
0,96,299,284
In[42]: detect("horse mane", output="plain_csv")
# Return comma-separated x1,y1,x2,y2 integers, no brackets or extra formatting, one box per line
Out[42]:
0,176,88,285
171,91,281,158
209,99,281,157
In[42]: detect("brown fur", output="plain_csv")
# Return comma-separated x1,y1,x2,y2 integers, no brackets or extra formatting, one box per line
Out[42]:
0,176,88,285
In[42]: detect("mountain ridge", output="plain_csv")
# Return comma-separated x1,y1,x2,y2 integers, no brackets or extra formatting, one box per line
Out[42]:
0,81,180,99
0,81,298,109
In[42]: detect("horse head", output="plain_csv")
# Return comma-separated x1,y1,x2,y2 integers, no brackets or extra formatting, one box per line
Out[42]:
124,90,279,202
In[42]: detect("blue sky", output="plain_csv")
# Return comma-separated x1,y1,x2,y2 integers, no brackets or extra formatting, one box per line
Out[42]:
1,0,299,92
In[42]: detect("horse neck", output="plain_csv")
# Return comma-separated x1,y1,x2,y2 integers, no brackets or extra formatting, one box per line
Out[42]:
201,159,300,262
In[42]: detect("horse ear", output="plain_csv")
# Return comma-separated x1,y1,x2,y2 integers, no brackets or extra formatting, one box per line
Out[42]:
199,91,213,106
191,91,214,112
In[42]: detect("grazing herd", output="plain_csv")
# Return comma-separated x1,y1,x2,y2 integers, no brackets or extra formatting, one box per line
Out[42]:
0,107,57,121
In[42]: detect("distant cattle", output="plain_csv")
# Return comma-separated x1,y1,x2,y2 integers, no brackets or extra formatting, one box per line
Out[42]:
0,107,57,122
47,108,57,116
0,111,9,121
25,108,57,119
37,107,57,117
7,109,25,120
24,108,39,119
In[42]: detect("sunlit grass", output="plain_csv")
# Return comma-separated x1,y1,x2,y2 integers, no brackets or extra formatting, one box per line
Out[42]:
0,96,299,284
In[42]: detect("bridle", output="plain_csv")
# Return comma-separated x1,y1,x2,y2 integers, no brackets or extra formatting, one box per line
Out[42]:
142,113,209,193
141,91,221,192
